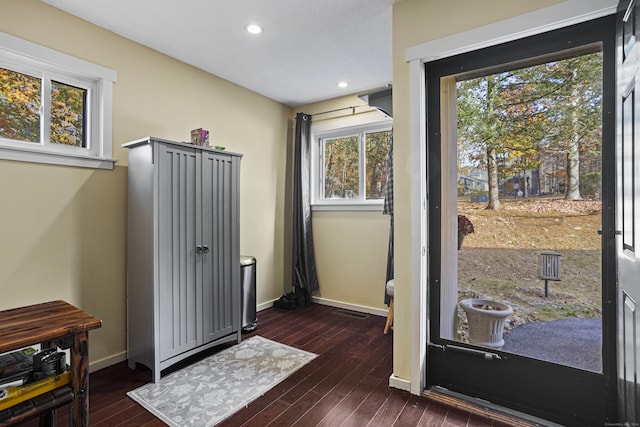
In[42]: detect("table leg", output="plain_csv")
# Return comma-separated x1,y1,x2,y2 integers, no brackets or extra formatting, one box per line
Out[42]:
39,409,55,427
70,330,89,427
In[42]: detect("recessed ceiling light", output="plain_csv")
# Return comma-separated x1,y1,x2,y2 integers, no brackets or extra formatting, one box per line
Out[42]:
337,81,348,88
246,24,263,34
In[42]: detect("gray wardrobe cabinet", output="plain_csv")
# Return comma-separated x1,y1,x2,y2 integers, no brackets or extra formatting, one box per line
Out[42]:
123,137,242,382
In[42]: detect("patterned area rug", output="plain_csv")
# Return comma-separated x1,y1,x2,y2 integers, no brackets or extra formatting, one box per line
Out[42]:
127,336,317,427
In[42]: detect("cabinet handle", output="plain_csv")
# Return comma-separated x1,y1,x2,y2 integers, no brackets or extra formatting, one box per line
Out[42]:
202,245,209,254
196,246,203,254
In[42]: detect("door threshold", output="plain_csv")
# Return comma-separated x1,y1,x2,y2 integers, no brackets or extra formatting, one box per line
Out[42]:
424,386,564,427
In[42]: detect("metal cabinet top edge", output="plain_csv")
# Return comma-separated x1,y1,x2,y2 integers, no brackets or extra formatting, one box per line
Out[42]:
122,136,244,158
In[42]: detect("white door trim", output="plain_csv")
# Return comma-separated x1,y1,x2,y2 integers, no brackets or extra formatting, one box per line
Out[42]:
406,0,617,63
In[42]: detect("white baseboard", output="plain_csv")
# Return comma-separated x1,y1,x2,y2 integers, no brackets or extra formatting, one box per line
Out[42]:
258,296,388,318
311,296,388,318
389,374,411,392
257,299,277,312
89,350,127,373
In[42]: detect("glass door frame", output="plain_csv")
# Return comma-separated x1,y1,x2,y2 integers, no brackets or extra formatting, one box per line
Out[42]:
425,16,618,426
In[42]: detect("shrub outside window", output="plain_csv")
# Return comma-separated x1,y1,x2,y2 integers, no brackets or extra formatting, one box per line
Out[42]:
313,120,392,210
0,32,116,169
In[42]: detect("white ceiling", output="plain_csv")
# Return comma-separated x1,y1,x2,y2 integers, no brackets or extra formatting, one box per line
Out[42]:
41,0,393,107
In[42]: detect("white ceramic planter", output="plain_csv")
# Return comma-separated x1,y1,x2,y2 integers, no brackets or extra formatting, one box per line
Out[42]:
459,298,513,349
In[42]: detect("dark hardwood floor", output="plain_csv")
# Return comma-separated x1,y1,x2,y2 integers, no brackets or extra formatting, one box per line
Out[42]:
22,303,533,426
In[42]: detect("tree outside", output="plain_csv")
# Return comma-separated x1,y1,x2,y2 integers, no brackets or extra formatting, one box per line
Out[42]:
365,130,391,199
323,129,391,200
324,135,360,199
51,80,86,147
457,52,602,208
0,67,86,147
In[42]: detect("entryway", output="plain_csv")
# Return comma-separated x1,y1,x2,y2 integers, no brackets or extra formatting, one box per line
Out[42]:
425,16,617,426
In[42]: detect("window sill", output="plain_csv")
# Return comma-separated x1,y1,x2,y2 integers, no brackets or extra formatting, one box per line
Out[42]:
311,203,384,212
0,145,116,170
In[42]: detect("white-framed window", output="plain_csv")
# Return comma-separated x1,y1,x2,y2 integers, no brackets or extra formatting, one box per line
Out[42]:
311,115,392,211
0,32,117,169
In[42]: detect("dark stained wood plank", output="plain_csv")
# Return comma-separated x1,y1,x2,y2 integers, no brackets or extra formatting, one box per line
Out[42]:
278,354,353,405
90,398,140,426
394,393,430,427
339,366,394,427
267,390,323,427
0,300,101,353
0,300,101,427
442,407,470,427
368,389,412,426
292,339,391,426
468,412,493,427
418,400,450,427
315,372,385,427
239,398,291,427
0,386,73,426
17,303,537,427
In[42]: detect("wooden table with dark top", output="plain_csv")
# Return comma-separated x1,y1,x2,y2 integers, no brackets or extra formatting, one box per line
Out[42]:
0,300,102,426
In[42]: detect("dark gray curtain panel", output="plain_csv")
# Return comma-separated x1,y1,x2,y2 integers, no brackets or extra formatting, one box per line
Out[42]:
292,112,319,293
383,136,394,305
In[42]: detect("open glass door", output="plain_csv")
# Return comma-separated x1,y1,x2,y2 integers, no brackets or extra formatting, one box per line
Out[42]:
426,16,618,426
454,51,604,371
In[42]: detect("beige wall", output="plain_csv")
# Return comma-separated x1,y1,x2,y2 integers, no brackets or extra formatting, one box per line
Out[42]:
0,0,291,367
390,0,565,381
294,96,392,313
312,211,389,310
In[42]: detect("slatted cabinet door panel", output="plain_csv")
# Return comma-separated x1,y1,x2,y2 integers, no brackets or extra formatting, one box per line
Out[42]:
124,137,242,383
157,143,200,361
201,151,241,343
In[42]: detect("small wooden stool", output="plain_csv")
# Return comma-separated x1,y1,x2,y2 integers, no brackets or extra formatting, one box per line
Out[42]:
384,279,394,334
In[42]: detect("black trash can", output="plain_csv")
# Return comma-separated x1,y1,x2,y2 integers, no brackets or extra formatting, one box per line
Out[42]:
240,256,257,332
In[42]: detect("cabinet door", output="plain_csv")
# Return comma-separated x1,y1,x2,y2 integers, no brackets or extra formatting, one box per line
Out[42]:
157,143,201,361
201,151,240,343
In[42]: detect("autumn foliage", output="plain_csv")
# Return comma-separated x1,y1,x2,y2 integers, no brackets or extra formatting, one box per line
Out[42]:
0,67,86,147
